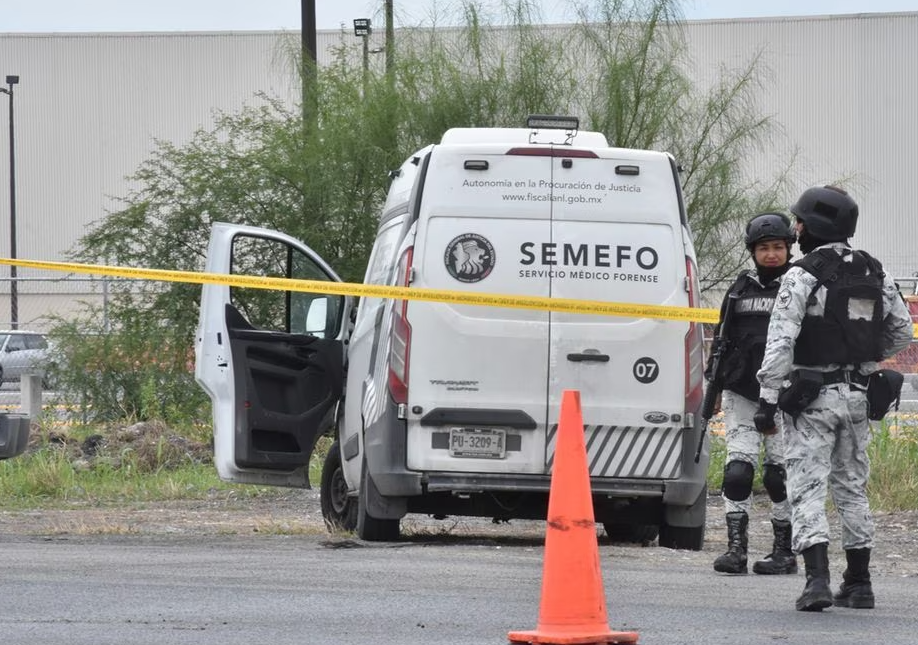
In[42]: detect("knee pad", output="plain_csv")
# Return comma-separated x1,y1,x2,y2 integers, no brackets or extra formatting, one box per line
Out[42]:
762,464,788,503
722,460,754,501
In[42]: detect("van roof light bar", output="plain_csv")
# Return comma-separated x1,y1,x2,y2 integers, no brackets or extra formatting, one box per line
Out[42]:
526,114,579,146
527,114,579,131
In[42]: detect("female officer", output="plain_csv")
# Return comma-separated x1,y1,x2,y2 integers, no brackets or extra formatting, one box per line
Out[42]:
710,212,797,575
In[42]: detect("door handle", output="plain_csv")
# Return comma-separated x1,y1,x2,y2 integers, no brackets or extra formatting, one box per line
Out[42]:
567,352,610,363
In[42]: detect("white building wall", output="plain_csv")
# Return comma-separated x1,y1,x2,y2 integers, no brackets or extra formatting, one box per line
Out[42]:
680,12,918,282
0,30,314,328
0,30,308,263
0,14,916,328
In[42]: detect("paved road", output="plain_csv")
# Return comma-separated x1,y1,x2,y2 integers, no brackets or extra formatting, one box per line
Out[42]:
1,532,917,645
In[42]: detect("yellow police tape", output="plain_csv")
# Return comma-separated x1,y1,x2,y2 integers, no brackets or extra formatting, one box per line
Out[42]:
0,256,721,323
3,257,918,336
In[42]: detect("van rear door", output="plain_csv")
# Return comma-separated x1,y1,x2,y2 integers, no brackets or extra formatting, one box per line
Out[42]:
404,145,552,474
545,151,689,480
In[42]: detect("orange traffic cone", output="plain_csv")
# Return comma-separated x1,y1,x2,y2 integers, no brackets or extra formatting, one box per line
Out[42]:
508,390,639,645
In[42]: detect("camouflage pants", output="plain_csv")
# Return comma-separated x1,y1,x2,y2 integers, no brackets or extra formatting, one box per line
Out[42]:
722,390,791,521
783,383,874,553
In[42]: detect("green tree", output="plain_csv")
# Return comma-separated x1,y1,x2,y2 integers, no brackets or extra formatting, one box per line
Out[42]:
59,0,792,422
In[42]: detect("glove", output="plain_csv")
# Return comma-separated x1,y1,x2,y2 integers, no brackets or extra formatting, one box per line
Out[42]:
754,399,778,435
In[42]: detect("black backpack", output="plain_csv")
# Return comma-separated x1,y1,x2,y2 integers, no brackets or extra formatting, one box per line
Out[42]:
793,249,885,366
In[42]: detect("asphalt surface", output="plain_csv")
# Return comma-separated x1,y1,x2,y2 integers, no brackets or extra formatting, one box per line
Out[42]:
2,530,918,645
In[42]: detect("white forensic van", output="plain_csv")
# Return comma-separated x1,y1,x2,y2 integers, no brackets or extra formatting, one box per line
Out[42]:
195,115,709,548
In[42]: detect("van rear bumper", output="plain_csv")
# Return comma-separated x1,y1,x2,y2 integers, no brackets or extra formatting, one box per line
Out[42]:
424,472,664,496
373,468,705,507
368,460,703,504
424,472,707,507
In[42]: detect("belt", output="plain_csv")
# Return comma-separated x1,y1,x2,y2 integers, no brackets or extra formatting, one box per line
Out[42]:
821,369,869,386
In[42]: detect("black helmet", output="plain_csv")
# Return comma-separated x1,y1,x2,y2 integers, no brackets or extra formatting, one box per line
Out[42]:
790,185,858,241
744,212,795,251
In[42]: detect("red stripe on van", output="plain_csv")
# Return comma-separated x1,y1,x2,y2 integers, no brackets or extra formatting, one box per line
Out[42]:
505,148,599,158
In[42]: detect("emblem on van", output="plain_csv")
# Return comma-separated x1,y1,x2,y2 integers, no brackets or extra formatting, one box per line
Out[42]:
445,233,495,283
643,411,669,424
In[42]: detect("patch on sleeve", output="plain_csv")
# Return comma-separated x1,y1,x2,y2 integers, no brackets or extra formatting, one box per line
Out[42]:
776,288,792,309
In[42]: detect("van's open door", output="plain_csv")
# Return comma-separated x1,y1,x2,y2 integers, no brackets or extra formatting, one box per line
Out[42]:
195,222,352,487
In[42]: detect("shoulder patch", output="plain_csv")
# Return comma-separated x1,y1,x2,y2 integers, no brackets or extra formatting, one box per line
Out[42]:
776,288,792,309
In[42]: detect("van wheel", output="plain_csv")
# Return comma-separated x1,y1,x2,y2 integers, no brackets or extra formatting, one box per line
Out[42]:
603,522,659,545
356,458,400,542
319,440,357,532
658,485,707,551
658,524,705,551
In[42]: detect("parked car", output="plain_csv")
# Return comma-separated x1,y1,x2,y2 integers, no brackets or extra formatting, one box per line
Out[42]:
0,330,51,383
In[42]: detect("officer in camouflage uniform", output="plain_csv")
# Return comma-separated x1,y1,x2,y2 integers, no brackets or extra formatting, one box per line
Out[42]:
711,213,797,576
756,186,913,612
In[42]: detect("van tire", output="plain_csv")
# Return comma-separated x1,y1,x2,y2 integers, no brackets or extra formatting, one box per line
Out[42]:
603,522,659,545
356,458,400,542
319,440,358,532
658,485,707,551
658,523,705,551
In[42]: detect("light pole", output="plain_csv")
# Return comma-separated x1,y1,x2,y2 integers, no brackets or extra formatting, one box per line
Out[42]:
0,75,18,330
385,0,394,82
354,19,371,88
301,0,317,129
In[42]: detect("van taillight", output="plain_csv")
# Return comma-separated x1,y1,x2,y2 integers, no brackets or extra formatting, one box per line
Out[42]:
684,257,704,412
388,247,414,404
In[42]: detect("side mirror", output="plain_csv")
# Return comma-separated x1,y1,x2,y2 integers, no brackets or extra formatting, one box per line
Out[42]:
305,298,329,338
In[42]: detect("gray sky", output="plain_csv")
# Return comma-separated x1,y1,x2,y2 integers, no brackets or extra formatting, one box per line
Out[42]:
3,0,917,32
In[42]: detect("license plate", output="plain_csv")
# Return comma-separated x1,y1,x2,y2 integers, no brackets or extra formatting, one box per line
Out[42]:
448,427,506,459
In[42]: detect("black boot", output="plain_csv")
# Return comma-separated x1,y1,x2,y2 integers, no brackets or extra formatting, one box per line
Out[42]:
713,512,748,574
753,519,798,575
796,542,834,611
834,548,874,609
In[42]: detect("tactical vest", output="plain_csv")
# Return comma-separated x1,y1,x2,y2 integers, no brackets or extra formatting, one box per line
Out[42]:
720,272,780,401
793,248,885,366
